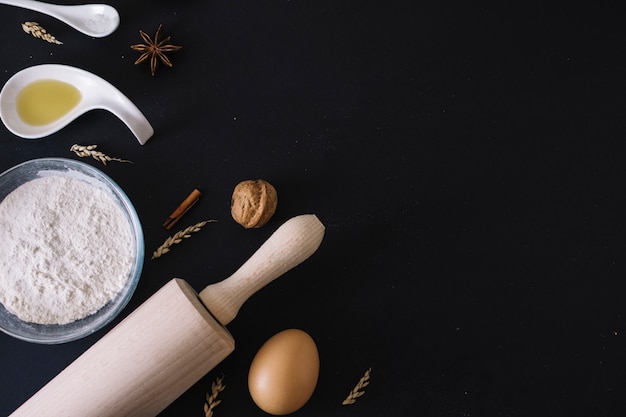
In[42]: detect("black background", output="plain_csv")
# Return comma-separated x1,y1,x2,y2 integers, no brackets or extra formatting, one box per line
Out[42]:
1,1,626,416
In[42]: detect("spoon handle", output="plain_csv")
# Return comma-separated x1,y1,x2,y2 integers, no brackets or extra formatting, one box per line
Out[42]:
0,0,53,14
102,92,154,145
0,0,75,27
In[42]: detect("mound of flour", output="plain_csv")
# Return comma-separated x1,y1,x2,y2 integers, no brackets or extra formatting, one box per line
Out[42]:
0,175,134,325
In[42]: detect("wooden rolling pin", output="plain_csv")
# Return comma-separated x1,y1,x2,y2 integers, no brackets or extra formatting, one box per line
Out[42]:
10,214,325,417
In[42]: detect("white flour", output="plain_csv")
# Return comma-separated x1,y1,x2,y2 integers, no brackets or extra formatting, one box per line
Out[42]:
0,175,134,325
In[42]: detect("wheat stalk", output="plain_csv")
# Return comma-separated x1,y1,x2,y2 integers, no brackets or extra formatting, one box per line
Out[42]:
152,220,216,259
204,374,225,417
70,144,132,166
22,21,62,44
342,367,371,405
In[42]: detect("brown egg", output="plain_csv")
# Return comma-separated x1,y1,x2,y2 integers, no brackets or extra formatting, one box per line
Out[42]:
248,329,320,415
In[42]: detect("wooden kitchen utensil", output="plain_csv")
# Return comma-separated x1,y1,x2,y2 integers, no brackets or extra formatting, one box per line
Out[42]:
10,214,325,417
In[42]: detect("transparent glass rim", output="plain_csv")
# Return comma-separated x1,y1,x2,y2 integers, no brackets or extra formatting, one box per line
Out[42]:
0,157,144,344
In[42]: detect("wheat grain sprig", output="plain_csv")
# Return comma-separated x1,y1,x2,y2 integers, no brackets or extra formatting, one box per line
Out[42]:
342,367,371,405
22,21,62,44
203,374,225,417
152,220,216,259
70,144,132,166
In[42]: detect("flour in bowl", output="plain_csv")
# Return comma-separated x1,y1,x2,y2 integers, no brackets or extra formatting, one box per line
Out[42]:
0,175,134,325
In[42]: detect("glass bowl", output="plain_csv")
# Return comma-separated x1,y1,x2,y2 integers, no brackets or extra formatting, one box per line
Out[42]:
0,158,144,344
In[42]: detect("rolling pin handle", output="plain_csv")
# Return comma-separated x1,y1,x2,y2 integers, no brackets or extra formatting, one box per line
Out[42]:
198,214,325,325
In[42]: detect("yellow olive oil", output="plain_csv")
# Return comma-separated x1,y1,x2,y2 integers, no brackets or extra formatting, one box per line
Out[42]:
16,79,81,126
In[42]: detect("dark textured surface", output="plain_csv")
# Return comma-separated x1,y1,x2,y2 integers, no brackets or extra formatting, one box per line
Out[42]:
1,1,626,416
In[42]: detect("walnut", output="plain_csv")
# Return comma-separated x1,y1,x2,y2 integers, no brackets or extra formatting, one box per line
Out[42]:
230,179,278,228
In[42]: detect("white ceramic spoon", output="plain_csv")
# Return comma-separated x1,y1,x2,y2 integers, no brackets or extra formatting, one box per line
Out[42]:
0,0,119,38
0,64,154,144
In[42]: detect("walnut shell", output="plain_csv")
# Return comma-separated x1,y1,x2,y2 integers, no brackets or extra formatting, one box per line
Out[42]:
231,179,278,228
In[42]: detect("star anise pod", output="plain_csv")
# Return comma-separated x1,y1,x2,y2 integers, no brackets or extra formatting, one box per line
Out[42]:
131,24,182,76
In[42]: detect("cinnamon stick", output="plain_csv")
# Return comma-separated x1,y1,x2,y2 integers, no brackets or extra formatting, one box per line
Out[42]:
163,189,201,229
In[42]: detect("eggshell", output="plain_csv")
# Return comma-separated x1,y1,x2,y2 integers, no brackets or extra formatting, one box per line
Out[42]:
248,328,319,415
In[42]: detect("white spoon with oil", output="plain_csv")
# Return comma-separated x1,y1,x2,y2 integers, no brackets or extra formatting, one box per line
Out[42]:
0,0,119,38
0,64,154,144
